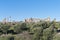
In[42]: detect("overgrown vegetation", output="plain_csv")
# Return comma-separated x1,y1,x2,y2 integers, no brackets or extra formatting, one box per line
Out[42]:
0,19,60,40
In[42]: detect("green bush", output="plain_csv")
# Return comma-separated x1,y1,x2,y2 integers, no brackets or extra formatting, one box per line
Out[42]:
0,34,14,40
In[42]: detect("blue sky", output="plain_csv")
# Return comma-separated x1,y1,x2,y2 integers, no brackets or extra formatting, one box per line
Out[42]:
0,0,60,21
